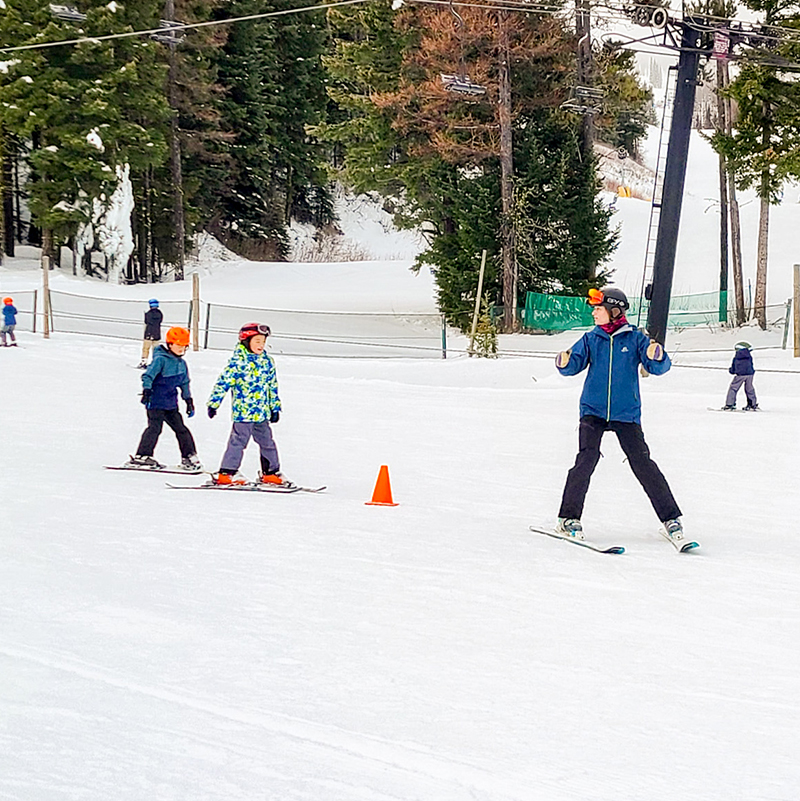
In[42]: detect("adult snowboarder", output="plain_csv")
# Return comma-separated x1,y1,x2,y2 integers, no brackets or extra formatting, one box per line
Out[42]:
553,287,690,550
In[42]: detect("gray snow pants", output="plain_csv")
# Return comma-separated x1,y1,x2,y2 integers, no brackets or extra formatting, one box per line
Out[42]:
726,375,757,407
0,324,16,345
220,421,280,474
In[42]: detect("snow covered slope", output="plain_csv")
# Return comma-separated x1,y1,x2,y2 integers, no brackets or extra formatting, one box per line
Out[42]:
2,328,800,800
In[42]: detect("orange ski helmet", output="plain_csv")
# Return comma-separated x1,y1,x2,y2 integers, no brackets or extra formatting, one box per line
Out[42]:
165,326,190,346
2,297,12,305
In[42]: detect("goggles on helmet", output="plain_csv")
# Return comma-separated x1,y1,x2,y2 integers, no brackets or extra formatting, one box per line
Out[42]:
587,289,626,309
587,288,605,306
239,322,271,341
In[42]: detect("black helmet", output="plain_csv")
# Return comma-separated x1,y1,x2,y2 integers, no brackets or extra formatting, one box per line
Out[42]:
588,286,629,311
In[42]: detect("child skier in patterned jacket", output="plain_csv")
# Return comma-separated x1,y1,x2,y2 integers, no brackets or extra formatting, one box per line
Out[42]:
206,322,288,486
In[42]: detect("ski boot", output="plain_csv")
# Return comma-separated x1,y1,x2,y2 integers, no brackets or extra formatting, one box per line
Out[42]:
180,454,203,472
554,518,585,541
127,454,164,469
212,471,248,486
258,471,294,488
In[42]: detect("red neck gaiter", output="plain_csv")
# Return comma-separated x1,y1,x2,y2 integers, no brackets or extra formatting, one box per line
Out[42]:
599,314,628,335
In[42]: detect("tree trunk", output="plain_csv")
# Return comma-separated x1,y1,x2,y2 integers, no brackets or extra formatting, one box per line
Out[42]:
2,130,15,258
754,191,769,330
719,61,745,325
165,0,185,282
754,99,770,330
498,10,516,333
715,61,729,324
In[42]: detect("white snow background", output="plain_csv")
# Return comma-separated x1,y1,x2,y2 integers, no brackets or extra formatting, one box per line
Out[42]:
1,127,800,800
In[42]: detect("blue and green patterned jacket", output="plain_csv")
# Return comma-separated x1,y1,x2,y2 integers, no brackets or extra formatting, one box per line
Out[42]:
207,343,282,422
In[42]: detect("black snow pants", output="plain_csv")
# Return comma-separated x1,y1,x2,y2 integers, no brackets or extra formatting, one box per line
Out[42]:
558,415,681,523
137,408,196,459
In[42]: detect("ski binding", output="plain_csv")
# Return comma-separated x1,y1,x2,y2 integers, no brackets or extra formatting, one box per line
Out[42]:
529,526,625,554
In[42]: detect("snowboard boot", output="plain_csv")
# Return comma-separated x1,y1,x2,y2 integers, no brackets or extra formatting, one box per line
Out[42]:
554,518,584,541
722,404,736,411
743,403,759,411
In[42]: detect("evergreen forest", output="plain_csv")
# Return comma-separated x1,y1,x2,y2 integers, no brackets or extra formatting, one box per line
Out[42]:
0,0,656,328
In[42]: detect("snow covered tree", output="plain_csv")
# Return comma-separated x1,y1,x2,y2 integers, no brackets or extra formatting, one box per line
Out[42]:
0,0,172,280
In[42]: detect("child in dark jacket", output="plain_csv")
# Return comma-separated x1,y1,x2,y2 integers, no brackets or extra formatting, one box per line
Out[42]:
723,342,758,410
127,326,201,471
2,297,18,346
138,298,163,368
553,287,690,550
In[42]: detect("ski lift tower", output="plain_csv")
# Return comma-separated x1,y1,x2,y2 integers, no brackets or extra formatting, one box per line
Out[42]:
617,7,800,343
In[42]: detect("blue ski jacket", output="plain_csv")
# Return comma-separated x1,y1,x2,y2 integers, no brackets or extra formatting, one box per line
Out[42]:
557,324,671,424
141,344,192,409
729,348,755,376
2,304,17,326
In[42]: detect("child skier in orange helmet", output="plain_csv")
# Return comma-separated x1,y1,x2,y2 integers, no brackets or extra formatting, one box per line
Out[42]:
126,327,202,471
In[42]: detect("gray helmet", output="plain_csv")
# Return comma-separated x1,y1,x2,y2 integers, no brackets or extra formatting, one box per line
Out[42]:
599,287,629,311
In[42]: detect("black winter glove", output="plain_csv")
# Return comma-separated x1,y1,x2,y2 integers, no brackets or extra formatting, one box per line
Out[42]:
207,406,217,419
141,388,152,406
270,410,280,424
185,398,195,418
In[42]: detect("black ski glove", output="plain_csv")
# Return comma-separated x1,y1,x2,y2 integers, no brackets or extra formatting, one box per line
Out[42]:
185,398,195,418
141,388,152,406
207,406,217,419
270,410,280,424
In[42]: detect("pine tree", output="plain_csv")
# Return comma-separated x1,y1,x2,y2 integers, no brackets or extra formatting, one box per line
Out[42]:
0,0,172,280
472,295,498,357
211,0,331,259
711,14,800,328
321,1,619,329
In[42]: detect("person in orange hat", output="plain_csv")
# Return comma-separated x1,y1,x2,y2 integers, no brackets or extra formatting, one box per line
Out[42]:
1,297,17,346
126,326,201,471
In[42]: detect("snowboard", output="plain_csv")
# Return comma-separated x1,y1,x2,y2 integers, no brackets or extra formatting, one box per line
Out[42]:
529,526,625,554
105,463,204,475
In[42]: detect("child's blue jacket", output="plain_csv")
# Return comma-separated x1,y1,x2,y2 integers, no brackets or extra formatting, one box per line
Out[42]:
2,304,16,325
557,324,671,424
141,345,191,409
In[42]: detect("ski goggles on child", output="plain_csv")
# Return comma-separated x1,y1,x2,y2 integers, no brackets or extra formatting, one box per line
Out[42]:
238,322,271,341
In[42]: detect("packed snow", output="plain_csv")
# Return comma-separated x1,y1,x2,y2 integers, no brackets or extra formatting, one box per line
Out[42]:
2,125,800,800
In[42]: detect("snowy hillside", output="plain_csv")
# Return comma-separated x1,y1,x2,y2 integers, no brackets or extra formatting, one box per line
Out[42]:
2,324,800,800
3,115,800,800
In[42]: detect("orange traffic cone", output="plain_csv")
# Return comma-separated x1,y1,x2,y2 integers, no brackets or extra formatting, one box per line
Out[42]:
365,465,398,506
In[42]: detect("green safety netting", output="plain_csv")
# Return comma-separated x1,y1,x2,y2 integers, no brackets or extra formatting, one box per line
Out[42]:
522,290,732,331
